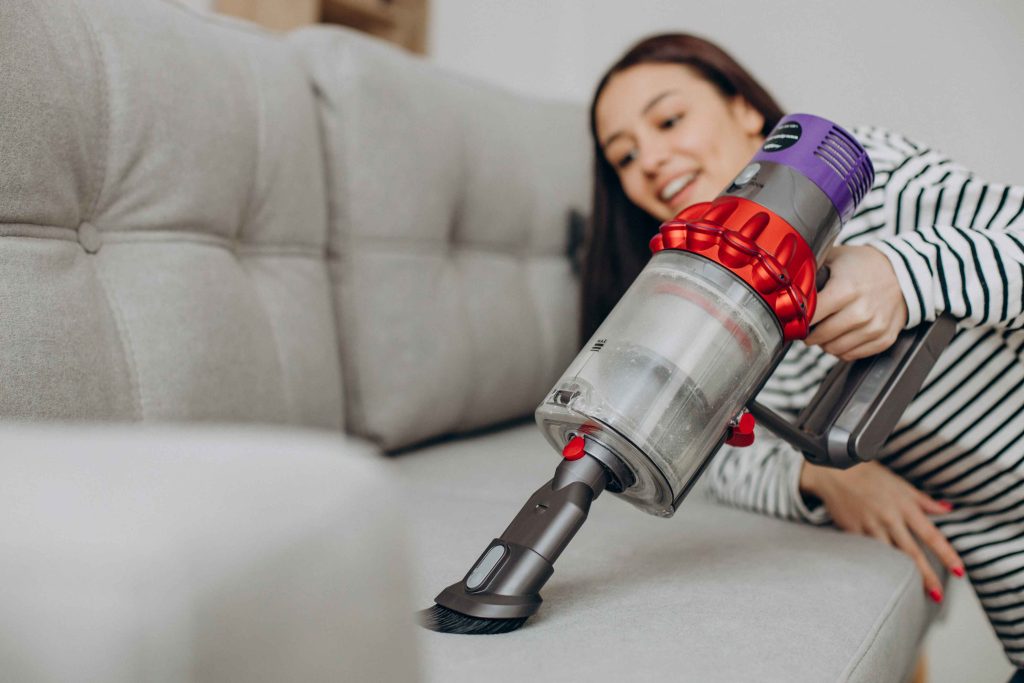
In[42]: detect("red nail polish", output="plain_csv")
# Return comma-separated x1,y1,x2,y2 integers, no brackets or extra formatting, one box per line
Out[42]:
952,566,965,578
939,500,954,512
928,588,943,603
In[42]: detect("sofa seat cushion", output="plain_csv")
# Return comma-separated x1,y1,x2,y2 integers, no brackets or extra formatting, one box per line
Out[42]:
0,422,417,682
397,423,937,682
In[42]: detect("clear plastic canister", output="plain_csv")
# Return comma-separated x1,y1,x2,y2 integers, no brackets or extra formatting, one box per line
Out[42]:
536,250,785,515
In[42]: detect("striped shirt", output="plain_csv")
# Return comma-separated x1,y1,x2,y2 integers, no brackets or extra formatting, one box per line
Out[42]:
705,125,1024,668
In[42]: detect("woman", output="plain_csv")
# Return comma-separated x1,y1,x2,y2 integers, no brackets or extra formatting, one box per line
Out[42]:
585,33,1024,673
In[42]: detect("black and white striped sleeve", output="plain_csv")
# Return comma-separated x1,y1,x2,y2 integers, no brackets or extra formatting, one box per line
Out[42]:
705,432,831,526
865,139,1024,330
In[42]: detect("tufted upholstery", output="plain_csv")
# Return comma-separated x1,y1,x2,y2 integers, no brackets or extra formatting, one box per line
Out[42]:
0,0,591,447
0,0,342,428
291,28,592,451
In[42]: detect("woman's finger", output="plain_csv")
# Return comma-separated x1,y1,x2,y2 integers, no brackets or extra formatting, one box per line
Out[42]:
809,280,847,327
907,511,966,579
820,326,880,359
828,334,899,361
862,520,891,546
887,522,944,601
806,306,870,347
915,490,954,516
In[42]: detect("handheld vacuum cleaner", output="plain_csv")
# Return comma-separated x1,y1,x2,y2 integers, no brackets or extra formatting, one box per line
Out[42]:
420,114,956,635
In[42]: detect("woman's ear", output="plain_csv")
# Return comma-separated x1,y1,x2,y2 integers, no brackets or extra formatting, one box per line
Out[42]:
730,96,765,136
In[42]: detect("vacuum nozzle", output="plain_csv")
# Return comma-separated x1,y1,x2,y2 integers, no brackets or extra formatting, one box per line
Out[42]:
420,441,623,635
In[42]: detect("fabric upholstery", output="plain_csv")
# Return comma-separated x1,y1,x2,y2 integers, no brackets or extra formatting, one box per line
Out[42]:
0,0,342,428
0,423,419,683
291,27,592,451
397,423,939,683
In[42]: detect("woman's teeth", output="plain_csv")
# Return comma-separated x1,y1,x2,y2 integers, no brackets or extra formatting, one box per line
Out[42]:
660,173,697,201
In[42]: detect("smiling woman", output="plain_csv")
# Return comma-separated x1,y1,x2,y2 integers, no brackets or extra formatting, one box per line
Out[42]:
581,32,1024,677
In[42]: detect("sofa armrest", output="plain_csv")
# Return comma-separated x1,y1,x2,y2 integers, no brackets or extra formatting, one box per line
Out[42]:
0,422,419,682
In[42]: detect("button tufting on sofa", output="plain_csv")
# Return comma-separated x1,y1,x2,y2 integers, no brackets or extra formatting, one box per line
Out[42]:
78,222,103,254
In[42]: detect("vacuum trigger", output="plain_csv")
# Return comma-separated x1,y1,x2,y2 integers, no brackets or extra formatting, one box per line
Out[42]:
725,412,756,447
562,435,586,460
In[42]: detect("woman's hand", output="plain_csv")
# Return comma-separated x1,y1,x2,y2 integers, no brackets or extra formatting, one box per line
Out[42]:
805,245,908,361
799,460,964,602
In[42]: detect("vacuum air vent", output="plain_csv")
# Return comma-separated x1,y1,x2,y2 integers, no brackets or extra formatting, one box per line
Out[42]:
814,127,872,207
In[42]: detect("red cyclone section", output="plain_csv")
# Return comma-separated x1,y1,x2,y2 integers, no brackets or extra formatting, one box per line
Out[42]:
649,196,819,341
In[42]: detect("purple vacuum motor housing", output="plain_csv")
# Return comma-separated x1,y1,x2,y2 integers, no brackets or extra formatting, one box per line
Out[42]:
752,113,875,223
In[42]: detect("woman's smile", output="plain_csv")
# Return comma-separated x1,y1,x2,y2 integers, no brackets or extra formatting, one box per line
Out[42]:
658,171,700,212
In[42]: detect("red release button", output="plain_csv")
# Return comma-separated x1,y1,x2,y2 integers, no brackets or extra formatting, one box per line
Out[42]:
562,435,586,460
725,412,756,448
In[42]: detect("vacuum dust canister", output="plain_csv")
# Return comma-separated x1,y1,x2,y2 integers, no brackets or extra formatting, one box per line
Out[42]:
535,114,874,517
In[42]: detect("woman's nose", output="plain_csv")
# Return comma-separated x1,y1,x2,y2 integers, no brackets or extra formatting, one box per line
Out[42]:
638,138,671,175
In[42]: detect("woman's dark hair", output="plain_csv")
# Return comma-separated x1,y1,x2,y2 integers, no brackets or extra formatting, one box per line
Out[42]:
579,33,785,344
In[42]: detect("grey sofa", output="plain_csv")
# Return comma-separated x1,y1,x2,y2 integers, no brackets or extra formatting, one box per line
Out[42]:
0,1,941,681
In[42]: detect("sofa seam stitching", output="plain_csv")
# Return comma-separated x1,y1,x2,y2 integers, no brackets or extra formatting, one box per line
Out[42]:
447,109,477,436
237,37,267,244
0,229,325,257
329,251,369,440
839,562,920,681
92,260,145,420
327,52,371,441
238,260,297,426
0,228,79,242
99,232,323,257
348,236,571,259
69,0,111,224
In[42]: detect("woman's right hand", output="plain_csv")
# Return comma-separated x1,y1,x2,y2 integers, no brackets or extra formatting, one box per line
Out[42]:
799,460,964,602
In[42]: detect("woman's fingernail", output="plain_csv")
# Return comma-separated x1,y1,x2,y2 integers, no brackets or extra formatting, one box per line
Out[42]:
939,500,954,512
928,588,943,603
952,566,965,578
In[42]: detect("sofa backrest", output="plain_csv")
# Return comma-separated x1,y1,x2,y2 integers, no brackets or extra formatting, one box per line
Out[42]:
291,28,592,451
0,0,343,428
0,0,591,448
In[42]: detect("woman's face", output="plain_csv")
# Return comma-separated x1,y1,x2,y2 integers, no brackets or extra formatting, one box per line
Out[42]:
595,63,766,222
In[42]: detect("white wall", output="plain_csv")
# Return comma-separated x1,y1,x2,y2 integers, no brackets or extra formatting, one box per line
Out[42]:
428,0,1024,185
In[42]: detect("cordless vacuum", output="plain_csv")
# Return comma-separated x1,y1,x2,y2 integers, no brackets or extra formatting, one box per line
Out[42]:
421,114,955,635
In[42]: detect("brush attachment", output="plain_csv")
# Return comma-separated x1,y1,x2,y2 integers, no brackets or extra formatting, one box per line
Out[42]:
420,446,626,635
418,604,528,635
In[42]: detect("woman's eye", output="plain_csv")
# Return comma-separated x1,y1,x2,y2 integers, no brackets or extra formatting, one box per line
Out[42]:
660,114,683,130
615,149,637,169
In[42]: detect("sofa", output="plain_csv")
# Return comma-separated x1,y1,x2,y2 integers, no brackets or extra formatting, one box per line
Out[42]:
0,1,942,681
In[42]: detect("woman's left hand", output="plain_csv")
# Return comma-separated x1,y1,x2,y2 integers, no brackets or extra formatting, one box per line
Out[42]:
799,460,964,601
805,245,908,361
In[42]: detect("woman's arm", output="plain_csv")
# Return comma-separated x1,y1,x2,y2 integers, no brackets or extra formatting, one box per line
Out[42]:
799,459,964,602
705,435,830,525
804,130,1023,360
706,435,965,600
858,131,1024,332
873,169,1024,330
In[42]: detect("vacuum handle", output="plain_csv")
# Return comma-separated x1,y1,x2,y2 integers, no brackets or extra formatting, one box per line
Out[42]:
750,314,957,468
